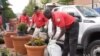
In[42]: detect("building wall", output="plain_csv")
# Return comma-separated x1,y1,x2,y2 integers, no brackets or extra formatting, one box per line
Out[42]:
74,0,100,8
74,0,100,5
74,0,91,5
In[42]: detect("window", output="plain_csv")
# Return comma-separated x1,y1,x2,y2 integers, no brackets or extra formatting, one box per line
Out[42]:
77,6,100,17
62,7,80,16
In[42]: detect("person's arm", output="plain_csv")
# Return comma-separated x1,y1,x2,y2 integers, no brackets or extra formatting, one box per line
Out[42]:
51,21,66,40
53,26,66,41
57,27,66,40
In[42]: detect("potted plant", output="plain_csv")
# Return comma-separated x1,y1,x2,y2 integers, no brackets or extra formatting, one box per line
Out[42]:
0,48,10,56
3,31,17,48
17,23,28,36
11,23,32,55
3,19,17,48
25,37,46,56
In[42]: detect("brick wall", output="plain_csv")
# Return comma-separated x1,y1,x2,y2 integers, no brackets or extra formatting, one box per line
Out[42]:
74,0,99,5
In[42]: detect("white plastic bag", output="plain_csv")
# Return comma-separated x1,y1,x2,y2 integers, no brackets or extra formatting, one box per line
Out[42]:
47,39,62,56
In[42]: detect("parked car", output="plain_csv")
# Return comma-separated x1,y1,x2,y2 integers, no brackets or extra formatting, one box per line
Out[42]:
94,8,100,14
49,5,100,56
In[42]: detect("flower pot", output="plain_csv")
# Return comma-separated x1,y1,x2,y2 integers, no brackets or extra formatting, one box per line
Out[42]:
3,32,17,48
25,44,46,56
11,35,32,55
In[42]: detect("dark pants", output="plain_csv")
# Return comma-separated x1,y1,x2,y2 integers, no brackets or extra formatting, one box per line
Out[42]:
62,22,79,56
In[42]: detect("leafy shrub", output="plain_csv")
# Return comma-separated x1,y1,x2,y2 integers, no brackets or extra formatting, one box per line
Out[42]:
27,37,45,46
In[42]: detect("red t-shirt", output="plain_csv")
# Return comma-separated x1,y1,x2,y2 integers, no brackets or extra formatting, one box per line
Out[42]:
32,12,48,28
19,15,30,24
0,16,2,26
52,11,75,29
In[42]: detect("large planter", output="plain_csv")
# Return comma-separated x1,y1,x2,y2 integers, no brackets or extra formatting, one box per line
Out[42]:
25,44,46,56
11,35,32,55
3,32,17,48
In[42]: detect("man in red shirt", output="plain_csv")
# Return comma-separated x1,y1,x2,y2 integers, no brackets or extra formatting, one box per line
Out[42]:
30,6,48,37
19,12,30,26
44,9,79,56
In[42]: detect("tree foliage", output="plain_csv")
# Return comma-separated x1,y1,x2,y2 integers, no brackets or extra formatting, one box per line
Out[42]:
41,0,51,8
24,0,35,16
1,0,16,19
4,8,16,19
1,0,9,9
41,0,49,4
58,0,73,5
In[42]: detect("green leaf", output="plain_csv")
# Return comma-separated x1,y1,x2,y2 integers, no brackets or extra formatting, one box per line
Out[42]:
4,8,16,19
1,0,16,19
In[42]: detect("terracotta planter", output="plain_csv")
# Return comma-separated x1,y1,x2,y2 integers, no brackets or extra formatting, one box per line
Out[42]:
11,35,32,55
3,32,17,48
25,44,46,56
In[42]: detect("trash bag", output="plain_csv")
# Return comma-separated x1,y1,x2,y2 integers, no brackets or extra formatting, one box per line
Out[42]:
47,39,62,56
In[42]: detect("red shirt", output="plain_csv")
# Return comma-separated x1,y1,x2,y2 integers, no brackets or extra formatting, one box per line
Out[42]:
19,15,30,24
0,16,2,26
32,12,48,28
52,11,75,29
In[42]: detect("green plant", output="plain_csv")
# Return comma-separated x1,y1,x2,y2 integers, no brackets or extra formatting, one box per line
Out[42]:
27,37,45,46
0,48,10,56
17,23,28,32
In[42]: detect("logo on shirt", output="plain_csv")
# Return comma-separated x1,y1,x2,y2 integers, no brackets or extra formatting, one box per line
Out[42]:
56,18,61,22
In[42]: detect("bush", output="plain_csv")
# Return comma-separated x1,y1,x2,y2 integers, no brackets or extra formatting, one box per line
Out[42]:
27,37,45,46
17,23,28,36
17,23,28,32
0,48,10,56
